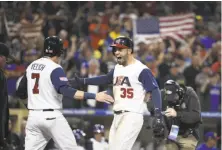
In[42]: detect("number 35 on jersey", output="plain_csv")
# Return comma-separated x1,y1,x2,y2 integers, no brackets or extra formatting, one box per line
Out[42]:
113,76,134,99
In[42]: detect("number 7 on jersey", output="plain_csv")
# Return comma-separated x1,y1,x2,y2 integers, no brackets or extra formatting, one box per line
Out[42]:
32,73,40,94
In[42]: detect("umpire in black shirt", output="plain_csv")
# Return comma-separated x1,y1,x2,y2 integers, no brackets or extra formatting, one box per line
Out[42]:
162,80,201,150
0,43,17,149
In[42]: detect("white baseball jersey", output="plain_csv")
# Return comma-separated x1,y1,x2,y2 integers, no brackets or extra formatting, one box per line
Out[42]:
90,138,109,150
26,57,63,109
76,145,85,150
113,59,148,113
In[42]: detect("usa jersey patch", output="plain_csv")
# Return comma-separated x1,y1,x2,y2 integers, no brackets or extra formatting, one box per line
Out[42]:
59,77,68,81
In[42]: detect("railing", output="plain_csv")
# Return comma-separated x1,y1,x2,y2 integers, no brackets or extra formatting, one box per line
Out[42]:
62,109,221,118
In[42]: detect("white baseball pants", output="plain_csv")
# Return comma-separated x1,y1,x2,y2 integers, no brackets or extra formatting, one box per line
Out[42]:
109,112,144,150
25,110,77,150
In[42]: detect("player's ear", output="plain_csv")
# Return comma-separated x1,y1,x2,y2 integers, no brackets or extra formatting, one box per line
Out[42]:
127,49,132,54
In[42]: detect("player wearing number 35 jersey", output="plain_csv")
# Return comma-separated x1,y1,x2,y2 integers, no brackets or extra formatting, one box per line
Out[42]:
71,36,162,150
16,36,114,150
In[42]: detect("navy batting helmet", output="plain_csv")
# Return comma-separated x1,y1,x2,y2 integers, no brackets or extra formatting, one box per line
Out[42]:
110,36,133,54
93,124,104,134
43,36,64,57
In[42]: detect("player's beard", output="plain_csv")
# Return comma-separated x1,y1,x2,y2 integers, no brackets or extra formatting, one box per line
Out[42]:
116,55,127,66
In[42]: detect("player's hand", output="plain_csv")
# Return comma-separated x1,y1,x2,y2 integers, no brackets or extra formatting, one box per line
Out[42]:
164,108,177,117
96,91,114,104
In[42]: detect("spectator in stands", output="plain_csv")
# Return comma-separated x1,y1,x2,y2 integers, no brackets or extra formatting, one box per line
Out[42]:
175,54,186,73
163,63,186,86
23,49,39,65
183,55,201,91
195,63,212,111
89,14,109,50
20,5,45,51
145,55,158,78
43,2,69,33
208,72,221,112
109,5,121,26
102,49,116,73
157,53,172,89
63,61,90,109
80,62,89,79
58,29,69,49
47,25,56,37
86,124,108,150
196,132,220,150
210,42,221,74
77,41,93,65
85,59,108,109
5,64,24,108
105,24,122,46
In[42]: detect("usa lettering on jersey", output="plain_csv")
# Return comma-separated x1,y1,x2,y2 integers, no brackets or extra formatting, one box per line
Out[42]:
113,76,131,87
113,76,134,99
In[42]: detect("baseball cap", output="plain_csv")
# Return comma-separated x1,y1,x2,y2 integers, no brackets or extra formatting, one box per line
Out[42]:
93,124,104,133
0,43,10,58
0,42,18,63
205,132,220,140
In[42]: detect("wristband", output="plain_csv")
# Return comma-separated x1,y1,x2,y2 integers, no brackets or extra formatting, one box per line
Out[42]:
84,92,96,99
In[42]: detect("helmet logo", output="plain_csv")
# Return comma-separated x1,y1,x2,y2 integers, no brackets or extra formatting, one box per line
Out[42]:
115,39,121,44
46,49,53,53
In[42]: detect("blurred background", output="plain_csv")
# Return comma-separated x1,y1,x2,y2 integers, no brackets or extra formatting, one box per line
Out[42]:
0,1,221,150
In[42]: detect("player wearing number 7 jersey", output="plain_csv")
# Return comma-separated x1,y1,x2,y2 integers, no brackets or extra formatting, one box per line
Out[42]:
16,36,114,150
70,36,163,150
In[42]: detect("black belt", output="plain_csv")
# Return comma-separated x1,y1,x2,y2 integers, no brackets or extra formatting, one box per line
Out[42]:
30,109,54,111
114,110,129,115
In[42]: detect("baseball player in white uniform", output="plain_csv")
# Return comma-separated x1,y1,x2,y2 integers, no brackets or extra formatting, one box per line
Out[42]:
16,36,114,150
71,36,162,150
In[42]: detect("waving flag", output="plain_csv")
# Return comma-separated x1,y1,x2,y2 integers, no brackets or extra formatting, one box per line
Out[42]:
133,13,195,47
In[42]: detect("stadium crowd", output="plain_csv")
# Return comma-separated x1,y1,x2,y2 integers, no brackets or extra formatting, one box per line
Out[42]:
0,1,221,150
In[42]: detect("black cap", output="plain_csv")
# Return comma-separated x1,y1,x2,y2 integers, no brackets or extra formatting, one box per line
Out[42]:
0,43,20,64
0,43,10,57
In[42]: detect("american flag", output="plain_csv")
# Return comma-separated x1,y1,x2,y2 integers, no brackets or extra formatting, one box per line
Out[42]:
133,13,195,46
